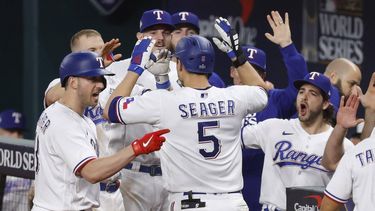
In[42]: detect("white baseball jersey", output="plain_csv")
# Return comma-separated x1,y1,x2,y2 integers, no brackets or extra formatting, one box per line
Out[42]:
111,85,267,192
324,130,375,210
105,58,179,164
241,118,353,210
33,102,99,210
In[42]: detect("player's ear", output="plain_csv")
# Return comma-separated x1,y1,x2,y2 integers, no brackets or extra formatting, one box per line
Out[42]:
136,32,143,40
322,99,330,110
68,77,79,89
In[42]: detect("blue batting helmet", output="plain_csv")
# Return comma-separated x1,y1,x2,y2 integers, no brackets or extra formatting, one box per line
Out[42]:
59,51,114,87
174,35,215,74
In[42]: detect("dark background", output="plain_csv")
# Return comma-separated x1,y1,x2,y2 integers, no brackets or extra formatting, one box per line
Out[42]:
1,0,373,139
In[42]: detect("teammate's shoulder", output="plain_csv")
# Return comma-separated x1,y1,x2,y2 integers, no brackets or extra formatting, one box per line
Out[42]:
106,58,130,71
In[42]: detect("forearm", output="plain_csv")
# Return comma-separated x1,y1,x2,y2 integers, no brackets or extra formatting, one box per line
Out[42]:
45,83,65,107
322,125,347,171
103,72,139,119
237,61,267,89
280,43,309,87
360,109,375,141
320,196,342,211
81,146,135,184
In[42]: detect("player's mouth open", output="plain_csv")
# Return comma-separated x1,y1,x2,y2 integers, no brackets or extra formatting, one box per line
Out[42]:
299,103,307,116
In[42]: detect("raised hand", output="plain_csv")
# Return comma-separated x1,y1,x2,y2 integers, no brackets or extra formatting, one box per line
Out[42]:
131,129,170,156
128,36,156,75
360,72,375,111
336,95,363,129
145,49,172,89
265,11,292,48
212,17,246,67
100,38,122,67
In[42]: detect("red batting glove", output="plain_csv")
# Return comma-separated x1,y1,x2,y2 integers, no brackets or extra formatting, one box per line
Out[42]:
131,129,170,156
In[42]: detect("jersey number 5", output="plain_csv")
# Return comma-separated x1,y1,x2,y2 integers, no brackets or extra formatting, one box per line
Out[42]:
198,121,221,159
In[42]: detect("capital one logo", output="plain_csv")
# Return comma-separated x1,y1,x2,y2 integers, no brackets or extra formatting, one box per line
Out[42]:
12,112,22,124
309,72,320,80
247,48,257,59
179,12,189,20
153,10,163,20
96,57,104,68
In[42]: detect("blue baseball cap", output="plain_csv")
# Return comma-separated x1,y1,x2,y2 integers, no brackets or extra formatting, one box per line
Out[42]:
294,72,331,99
242,45,266,72
140,9,175,32
172,11,200,33
0,109,26,131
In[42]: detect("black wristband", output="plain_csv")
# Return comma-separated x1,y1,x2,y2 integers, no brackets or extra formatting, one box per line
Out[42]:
232,53,247,68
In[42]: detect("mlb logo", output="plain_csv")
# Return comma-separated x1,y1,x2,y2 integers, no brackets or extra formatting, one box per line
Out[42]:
200,93,208,98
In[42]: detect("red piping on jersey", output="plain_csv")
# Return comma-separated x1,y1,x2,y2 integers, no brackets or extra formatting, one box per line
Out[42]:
74,156,97,176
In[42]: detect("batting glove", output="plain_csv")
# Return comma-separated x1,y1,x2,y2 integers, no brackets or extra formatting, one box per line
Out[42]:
212,17,246,67
128,36,156,75
131,129,170,156
145,49,172,89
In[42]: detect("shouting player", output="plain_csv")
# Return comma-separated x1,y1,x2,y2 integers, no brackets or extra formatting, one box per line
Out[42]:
241,72,353,211
104,17,268,211
32,51,169,211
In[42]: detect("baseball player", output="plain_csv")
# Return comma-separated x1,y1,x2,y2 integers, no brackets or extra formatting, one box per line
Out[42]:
44,29,121,108
171,11,226,88
241,72,354,211
321,131,375,211
0,109,32,211
102,9,179,211
42,29,126,211
324,58,362,113
103,15,268,210
32,51,169,211
322,71,375,172
320,73,375,211
226,11,309,211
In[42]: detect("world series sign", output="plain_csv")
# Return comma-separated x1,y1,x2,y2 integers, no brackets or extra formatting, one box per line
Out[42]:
0,137,35,179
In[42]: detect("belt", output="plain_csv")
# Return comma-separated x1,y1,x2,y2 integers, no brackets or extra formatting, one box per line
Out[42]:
183,190,241,196
124,163,162,176
99,180,120,193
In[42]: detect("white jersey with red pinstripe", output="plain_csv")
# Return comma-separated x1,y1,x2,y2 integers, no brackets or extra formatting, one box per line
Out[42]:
241,118,353,210
111,85,267,193
324,129,375,210
33,102,99,210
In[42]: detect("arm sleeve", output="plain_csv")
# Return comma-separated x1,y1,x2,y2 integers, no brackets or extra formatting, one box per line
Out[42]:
324,153,352,204
241,86,268,115
241,119,270,150
109,90,162,125
51,125,98,175
275,43,309,118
